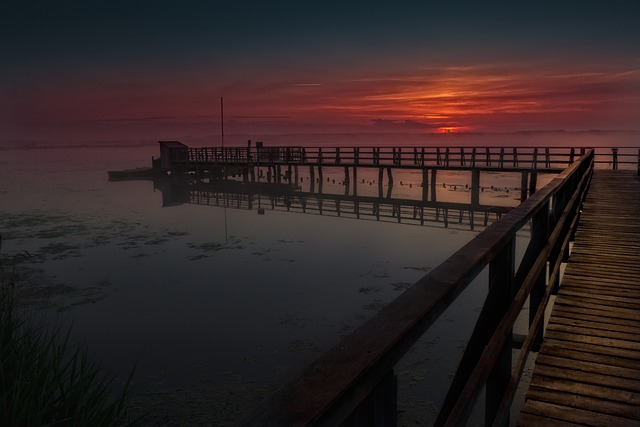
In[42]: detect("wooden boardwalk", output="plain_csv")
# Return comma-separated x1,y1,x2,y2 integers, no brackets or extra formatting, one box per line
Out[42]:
518,170,640,426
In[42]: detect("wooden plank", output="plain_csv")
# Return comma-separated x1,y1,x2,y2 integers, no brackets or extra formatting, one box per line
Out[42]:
554,295,640,319
546,322,640,344
531,364,640,394
544,329,640,354
560,280,640,293
553,290,640,310
519,400,636,427
517,412,585,427
525,387,640,420
534,354,640,384
549,315,640,336
554,295,640,315
551,305,640,329
541,341,640,371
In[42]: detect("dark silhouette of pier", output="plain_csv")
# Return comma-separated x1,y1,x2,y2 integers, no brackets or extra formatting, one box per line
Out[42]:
110,143,640,425
234,148,640,426
154,141,581,205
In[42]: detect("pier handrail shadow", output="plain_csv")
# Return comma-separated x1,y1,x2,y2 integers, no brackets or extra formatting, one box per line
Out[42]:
153,177,513,231
236,149,595,426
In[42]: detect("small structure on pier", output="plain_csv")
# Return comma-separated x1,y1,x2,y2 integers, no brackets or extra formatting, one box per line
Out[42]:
157,141,188,171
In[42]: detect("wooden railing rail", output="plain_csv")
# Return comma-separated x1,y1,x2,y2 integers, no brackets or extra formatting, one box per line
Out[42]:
236,150,594,426
163,145,637,174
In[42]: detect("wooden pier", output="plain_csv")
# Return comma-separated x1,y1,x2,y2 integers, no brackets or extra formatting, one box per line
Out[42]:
155,142,581,204
518,170,640,426
143,143,640,425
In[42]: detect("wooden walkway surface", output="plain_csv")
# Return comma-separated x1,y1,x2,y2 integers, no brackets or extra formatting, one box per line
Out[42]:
518,170,640,426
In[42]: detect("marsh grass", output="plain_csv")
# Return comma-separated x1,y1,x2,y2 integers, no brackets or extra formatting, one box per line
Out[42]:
1,239,137,426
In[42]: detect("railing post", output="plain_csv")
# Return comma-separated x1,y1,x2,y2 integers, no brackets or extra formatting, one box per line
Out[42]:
471,169,480,206
344,372,396,425
549,184,567,294
529,202,549,350
486,237,515,427
612,147,618,170
637,148,640,176
545,147,551,168
393,147,401,166
336,147,341,165
499,147,504,168
513,147,518,167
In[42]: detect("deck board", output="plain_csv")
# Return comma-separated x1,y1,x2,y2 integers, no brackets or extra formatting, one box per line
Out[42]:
518,170,640,426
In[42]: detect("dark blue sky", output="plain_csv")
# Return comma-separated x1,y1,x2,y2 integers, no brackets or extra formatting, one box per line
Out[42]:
2,1,639,142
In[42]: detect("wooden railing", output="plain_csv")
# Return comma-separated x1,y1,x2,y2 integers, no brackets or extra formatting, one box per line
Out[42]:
164,145,637,173
236,150,595,426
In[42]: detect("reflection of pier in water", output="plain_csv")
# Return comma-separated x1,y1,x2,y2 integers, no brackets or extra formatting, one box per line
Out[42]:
154,178,512,231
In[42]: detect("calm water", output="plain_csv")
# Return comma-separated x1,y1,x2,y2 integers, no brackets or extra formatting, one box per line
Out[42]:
1,144,558,424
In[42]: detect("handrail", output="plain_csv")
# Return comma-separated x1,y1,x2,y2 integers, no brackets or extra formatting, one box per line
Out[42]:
236,150,594,426
163,145,636,172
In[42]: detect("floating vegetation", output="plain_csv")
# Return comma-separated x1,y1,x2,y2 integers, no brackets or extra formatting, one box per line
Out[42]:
358,285,383,294
279,313,309,329
403,265,432,272
288,339,322,353
391,282,413,291
363,299,386,312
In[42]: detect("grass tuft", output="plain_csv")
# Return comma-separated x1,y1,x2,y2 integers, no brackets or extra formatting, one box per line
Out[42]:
1,236,137,426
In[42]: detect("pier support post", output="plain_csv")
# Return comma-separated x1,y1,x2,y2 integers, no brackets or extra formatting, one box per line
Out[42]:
343,370,398,427
520,172,529,202
310,166,315,193
353,167,358,196
318,167,323,194
471,169,480,206
530,204,549,351
486,238,515,427
431,169,437,202
422,168,429,202
529,172,538,196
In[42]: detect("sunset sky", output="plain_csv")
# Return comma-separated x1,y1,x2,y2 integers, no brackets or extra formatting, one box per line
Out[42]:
2,1,639,144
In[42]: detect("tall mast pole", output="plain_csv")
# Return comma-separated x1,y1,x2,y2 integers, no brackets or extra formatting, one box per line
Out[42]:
220,96,224,149
221,96,228,244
